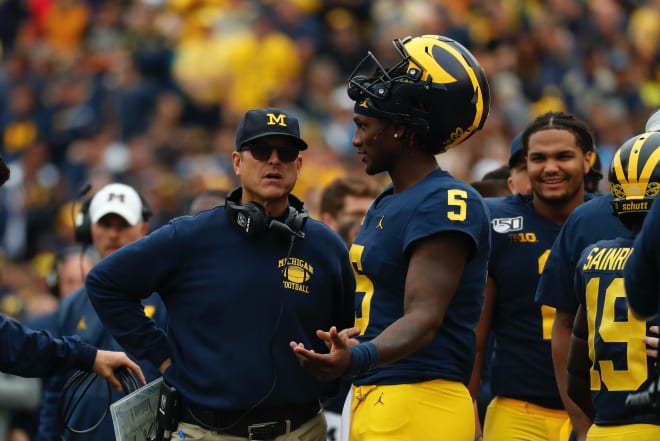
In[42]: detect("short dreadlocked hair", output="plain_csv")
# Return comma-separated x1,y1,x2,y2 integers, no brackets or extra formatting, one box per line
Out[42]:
521,112,595,156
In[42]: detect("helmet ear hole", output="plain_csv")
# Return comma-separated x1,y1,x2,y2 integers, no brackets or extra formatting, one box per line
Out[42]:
347,76,369,101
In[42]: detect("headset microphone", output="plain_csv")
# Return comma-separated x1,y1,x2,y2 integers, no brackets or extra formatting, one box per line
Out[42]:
77,183,92,198
269,220,305,239
73,183,93,245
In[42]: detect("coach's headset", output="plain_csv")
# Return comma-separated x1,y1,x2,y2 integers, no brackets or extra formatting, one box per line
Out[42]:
74,184,153,246
225,186,308,240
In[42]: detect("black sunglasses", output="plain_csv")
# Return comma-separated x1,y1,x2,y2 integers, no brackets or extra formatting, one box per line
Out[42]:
247,144,299,163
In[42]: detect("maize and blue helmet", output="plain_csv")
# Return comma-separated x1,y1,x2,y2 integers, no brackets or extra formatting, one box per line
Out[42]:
347,35,490,154
609,131,660,217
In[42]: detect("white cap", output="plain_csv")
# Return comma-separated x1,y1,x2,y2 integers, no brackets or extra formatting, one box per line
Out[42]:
647,108,660,132
89,183,143,226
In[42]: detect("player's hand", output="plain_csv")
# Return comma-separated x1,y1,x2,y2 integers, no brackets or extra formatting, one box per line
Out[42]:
644,325,659,360
92,350,146,392
316,326,361,350
290,326,351,381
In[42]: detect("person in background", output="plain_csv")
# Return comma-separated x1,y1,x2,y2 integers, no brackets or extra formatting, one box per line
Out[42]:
471,111,597,441
318,175,380,247
568,131,660,440
187,188,228,215
291,34,491,441
45,247,98,301
468,161,520,436
583,148,603,194
8,246,98,441
507,131,532,195
471,165,512,198
317,175,380,441
86,107,355,441
0,153,145,426
36,183,167,441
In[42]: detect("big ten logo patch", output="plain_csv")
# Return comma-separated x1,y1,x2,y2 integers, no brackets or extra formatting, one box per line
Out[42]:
508,232,538,244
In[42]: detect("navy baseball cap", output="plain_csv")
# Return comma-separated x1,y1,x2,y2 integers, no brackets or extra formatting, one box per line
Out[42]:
508,131,524,168
235,108,308,151
586,147,603,180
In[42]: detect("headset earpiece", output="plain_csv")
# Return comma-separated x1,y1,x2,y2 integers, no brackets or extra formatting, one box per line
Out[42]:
225,187,307,239
139,193,153,222
226,201,269,237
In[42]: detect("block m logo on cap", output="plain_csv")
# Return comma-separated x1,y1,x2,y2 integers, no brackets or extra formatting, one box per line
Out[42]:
267,113,287,127
107,193,126,203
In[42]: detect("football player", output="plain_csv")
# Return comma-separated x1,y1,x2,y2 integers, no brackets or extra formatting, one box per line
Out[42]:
568,131,660,440
473,111,597,441
625,203,660,321
291,34,491,441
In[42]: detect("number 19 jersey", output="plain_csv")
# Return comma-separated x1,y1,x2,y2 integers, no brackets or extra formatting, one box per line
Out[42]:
575,237,659,426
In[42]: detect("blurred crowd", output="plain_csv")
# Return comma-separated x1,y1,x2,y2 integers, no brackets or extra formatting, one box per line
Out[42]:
0,0,658,321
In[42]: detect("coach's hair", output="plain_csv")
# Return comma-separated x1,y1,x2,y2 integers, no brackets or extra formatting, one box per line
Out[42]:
521,111,595,156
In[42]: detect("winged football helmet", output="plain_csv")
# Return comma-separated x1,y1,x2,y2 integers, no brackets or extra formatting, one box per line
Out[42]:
347,34,490,153
609,131,660,216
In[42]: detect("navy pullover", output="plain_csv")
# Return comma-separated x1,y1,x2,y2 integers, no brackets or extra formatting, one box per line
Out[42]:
87,205,355,411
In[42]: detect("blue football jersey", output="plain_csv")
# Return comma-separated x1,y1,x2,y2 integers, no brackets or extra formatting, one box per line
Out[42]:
575,237,659,426
625,201,660,318
487,193,570,408
536,194,631,313
350,169,490,386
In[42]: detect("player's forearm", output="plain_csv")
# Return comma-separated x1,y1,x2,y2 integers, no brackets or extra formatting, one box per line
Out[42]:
553,315,592,436
566,371,594,421
469,278,495,399
0,316,96,376
372,310,441,365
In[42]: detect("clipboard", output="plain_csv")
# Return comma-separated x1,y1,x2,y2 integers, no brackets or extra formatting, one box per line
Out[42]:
110,377,162,441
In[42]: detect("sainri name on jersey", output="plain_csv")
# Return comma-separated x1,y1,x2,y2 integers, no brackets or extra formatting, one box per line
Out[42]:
582,246,633,272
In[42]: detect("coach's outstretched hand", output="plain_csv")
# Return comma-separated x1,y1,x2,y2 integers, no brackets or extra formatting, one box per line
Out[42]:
92,350,146,392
